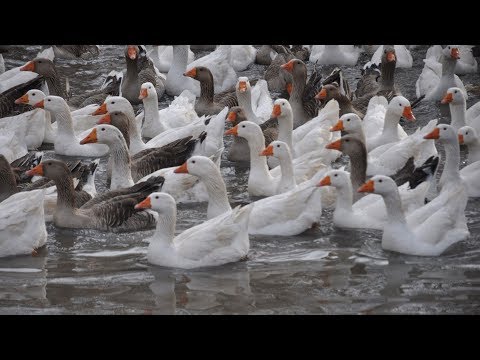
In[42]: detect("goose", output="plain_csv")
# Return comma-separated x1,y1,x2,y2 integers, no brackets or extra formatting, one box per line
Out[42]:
424,124,480,197
19,57,68,98
26,159,163,232
0,188,47,257
138,82,200,138
225,106,278,163
424,45,478,75
147,45,194,73
260,141,297,194
135,192,252,269
120,45,164,105
281,59,322,128
358,175,469,256
166,45,237,97
235,77,273,124
317,165,437,230
80,122,198,189
441,87,471,131
416,45,467,101
173,155,326,236
183,66,237,116
309,45,361,66
33,96,109,157
458,126,480,163
370,45,413,68
264,52,294,92
316,83,364,118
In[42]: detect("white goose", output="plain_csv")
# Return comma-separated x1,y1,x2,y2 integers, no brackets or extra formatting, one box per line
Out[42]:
35,96,109,157
135,192,252,269
138,83,199,138
0,189,47,257
458,126,480,163
165,45,237,97
371,45,413,68
236,77,273,124
260,141,296,194
0,107,44,151
424,45,477,75
441,87,480,135
173,155,327,236
358,175,469,256
416,45,467,101
424,124,480,197
147,45,195,73
309,45,361,66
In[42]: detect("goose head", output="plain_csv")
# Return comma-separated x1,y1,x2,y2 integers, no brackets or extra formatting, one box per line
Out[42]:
26,159,69,180
325,134,365,156
317,169,351,189
457,126,477,145
236,77,251,94
33,95,69,114
224,120,263,143
441,87,465,105
357,175,396,195
80,124,125,146
14,89,47,106
135,192,175,213
174,155,216,178
388,96,415,121
183,66,214,83
260,140,291,159
98,111,129,128
125,45,140,60
93,96,133,116
271,98,293,120
442,45,460,60
315,83,340,102
139,82,157,100
226,106,247,126
330,113,363,133
19,58,56,76
280,59,306,76
382,45,397,64
424,124,458,144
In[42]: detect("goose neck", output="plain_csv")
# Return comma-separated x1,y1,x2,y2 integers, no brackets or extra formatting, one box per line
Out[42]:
153,210,176,246
143,96,164,132
277,150,296,190
379,60,395,89
382,189,407,225
441,139,461,185
199,76,215,104
334,183,354,214
247,133,272,181
449,102,467,130
108,140,134,189
53,108,76,139
290,70,307,101
53,174,76,211
277,115,294,152
381,108,401,138
238,89,256,120
199,167,232,219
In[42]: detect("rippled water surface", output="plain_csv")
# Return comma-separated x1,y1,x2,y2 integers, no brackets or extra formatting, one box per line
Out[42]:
1,45,480,314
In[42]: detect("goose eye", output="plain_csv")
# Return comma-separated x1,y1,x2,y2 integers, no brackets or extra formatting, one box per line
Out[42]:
443,127,447,130
454,90,458,94
111,101,115,104
32,93,35,96
399,103,402,107
155,196,159,199
448,46,451,49
242,125,245,128
334,174,338,177
345,139,349,142
346,118,350,122
466,131,469,135
379,179,383,183
192,160,196,164
277,144,280,148
47,99,51,102
38,60,42,63
48,162,52,165
101,128,105,131
149,87,151,89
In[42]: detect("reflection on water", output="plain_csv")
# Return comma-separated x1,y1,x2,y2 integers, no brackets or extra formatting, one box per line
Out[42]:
0,45,480,314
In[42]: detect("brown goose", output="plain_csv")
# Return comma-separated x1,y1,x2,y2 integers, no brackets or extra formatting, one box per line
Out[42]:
280,59,322,128
183,66,237,116
84,114,199,188
20,58,68,99
226,106,278,163
136,48,165,99
264,53,294,92
26,160,163,232
316,83,364,118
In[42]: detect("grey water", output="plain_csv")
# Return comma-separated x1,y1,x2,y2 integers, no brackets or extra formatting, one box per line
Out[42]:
0,45,479,314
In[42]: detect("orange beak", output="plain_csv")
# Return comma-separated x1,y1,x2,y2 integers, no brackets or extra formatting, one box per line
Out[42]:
451,47,460,59
174,162,189,174
183,68,197,78
286,83,293,95
20,61,35,72
80,128,98,145
227,111,237,122
358,179,374,193
134,197,151,210
127,46,137,60
330,120,344,132
386,51,396,62
98,113,111,124
458,134,464,144
281,60,294,73
26,163,44,177
93,102,108,115
238,81,247,92
423,127,440,140
325,139,342,150
260,145,274,156
33,100,44,109
139,88,148,100
441,92,453,104
402,106,415,121
271,104,281,118
14,94,29,104
317,175,331,187
315,88,327,100
225,125,238,136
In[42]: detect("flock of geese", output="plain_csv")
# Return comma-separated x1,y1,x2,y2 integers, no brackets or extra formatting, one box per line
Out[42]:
0,44,479,269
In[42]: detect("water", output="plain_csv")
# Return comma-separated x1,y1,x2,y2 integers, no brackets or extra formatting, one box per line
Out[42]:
1,45,480,314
